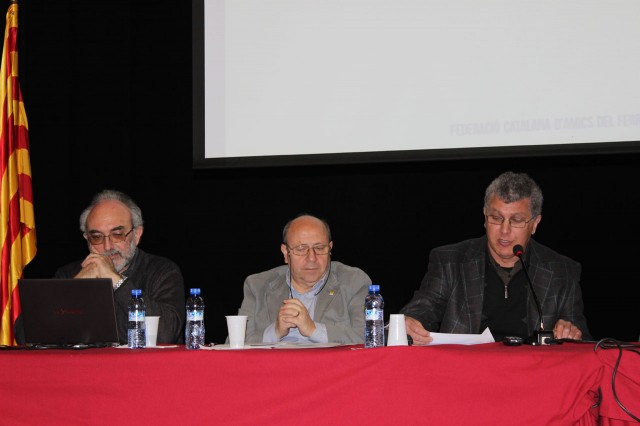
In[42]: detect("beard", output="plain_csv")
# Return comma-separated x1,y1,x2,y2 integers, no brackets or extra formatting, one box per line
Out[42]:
97,238,138,273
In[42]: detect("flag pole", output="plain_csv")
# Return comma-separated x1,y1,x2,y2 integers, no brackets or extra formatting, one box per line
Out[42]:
0,0,36,346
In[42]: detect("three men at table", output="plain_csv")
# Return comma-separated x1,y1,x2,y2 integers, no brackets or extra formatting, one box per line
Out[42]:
55,190,185,344
401,171,591,344
55,172,590,347
237,214,371,344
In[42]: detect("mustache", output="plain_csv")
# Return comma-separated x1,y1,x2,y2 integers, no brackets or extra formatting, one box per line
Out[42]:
103,249,123,257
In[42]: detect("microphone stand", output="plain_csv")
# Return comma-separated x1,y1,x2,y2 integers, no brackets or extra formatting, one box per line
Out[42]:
513,245,555,346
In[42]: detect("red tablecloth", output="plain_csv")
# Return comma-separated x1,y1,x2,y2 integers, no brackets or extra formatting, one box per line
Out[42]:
1,342,638,425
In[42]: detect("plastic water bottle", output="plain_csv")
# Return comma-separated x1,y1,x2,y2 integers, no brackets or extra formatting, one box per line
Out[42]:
364,284,384,348
185,288,205,350
127,289,146,348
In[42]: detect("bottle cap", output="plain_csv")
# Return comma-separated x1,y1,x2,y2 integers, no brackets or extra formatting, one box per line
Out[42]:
131,289,142,296
368,284,380,292
190,288,201,295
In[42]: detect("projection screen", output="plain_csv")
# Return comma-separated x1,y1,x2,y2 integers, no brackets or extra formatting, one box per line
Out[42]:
193,0,640,168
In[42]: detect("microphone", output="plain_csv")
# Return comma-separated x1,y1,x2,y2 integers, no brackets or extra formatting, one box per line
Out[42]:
512,244,555,346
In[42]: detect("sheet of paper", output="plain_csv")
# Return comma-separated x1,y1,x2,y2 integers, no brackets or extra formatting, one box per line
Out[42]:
428,327,495,345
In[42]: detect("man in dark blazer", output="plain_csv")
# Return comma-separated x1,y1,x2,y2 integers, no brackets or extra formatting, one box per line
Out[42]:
401,171,591,344
238,214,371,344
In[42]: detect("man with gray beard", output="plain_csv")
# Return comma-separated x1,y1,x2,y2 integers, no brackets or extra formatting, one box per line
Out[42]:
55,190,185,344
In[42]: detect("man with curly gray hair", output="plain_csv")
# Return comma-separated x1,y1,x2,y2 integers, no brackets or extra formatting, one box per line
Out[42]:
401,171,590,344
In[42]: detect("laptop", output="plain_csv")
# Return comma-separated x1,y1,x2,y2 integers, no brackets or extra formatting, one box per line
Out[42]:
18,278,120,348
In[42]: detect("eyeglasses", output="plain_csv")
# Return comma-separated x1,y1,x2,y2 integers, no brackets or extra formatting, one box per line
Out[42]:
286,244,331,256
485,215,535,229
86,228,135,245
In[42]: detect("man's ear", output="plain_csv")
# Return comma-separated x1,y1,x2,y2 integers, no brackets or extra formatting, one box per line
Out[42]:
134,226,144,245
531,215,542,235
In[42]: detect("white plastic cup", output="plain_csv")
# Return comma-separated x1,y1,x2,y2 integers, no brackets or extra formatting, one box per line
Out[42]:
387,314,409,346
226,315,248,349
145,316,160,347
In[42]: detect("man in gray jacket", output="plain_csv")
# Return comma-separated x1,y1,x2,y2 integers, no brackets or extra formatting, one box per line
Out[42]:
401,171,591,344
238,214,371,344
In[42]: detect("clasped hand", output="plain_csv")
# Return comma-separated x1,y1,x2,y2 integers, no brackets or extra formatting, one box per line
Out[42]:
275,298,316,339
74,253,120,284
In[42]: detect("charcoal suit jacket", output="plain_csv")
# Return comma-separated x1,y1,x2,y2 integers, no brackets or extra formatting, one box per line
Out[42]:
400,236,591,340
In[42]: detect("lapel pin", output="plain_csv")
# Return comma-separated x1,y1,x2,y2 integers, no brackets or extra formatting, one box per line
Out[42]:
329,290,335,296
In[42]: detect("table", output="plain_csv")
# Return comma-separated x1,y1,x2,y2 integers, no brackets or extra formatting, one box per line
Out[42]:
1,342,638,425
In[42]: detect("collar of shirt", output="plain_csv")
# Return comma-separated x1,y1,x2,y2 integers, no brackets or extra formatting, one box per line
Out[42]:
486,246,528,285
286,266,330,299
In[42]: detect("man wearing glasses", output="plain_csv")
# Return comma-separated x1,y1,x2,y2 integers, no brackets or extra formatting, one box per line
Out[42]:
401,171,591,344
54,190,185,344
237,214,371,344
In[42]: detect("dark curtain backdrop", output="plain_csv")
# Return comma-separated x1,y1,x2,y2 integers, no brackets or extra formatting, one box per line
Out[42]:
11,0,639,343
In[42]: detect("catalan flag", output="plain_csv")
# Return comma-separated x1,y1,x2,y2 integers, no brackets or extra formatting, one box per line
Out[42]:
0,1,35,346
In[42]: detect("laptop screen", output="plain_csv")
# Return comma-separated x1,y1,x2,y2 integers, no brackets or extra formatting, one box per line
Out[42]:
18,278,120,346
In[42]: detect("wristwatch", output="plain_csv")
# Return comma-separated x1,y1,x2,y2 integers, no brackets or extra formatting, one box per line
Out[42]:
113,275,128,291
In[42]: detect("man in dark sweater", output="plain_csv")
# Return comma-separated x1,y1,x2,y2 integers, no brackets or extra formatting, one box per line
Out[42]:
400,172,591,344
55,190,185,344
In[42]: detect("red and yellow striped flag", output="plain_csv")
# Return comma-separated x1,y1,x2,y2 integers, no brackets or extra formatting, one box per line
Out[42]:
0,1,36,346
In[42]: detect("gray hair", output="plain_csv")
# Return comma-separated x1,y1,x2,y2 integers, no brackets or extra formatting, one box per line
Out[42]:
282,214,332,245
484,171,543,217
79,190,144,233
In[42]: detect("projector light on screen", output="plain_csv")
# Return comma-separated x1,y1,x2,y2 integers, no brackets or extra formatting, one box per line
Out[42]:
193,0,640,168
